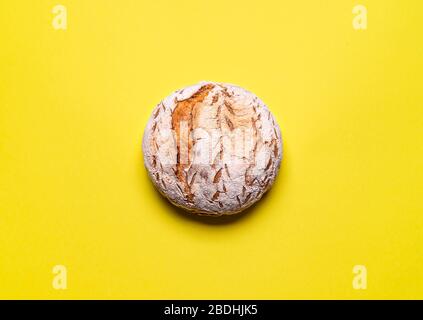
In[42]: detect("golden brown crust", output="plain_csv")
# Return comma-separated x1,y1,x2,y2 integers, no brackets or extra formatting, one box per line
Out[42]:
171,84,215,203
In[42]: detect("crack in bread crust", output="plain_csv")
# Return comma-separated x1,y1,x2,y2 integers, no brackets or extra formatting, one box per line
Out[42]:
171,84,215,203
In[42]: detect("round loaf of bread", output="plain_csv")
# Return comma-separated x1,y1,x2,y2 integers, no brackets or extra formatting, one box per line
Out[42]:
142,81,282,216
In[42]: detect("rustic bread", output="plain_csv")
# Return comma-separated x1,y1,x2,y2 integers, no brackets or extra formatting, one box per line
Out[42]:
143,81,283,216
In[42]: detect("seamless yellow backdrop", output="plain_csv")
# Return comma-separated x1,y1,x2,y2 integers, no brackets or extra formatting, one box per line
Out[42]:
0,1,422,299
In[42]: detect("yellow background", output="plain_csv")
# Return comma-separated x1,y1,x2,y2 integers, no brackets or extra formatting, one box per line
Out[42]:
0,0,422,299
